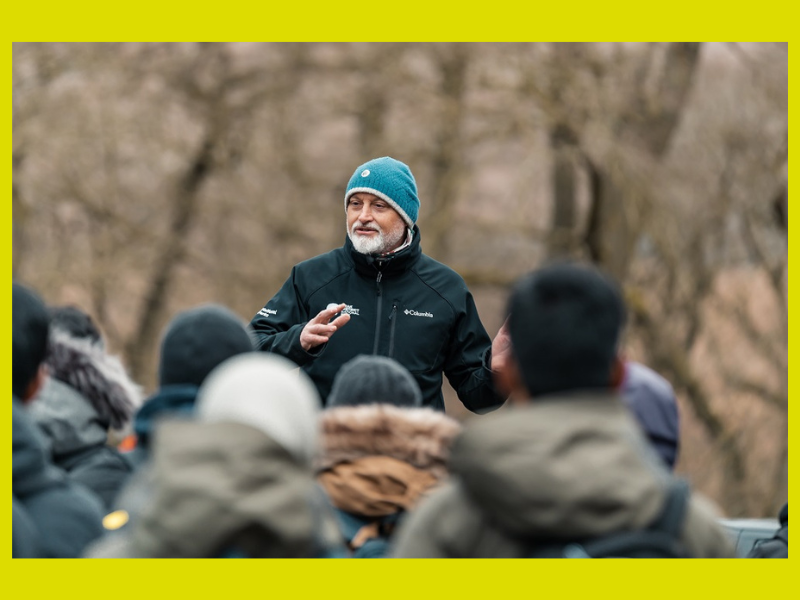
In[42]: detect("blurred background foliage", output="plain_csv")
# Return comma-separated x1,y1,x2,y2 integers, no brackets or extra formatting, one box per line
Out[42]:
12,42,787,517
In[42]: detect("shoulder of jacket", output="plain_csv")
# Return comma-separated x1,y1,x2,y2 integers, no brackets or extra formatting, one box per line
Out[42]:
412,254,468,289
292,248,353,292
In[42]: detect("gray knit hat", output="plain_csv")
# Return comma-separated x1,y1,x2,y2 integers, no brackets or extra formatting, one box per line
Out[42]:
326,355,423,409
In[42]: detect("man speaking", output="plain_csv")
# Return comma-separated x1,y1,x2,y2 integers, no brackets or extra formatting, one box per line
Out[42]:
250,156,507,413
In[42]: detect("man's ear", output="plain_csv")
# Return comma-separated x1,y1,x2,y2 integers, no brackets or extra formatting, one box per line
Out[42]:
22,365,47,404
610,354,626,390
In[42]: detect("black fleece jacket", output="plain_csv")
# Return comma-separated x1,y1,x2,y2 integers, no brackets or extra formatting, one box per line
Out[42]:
250,227,505,413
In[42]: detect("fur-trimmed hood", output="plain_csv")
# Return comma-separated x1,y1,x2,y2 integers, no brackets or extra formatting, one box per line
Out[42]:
317,404,461,480
43,330,142,432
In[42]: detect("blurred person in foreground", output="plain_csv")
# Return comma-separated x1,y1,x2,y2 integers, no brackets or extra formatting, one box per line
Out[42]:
85,304,254,543
391,263,735,558
87,353,344,558
317,355,461,557
29,305,142,509
250,156,508,413
12,283,104,557
123,304,254,468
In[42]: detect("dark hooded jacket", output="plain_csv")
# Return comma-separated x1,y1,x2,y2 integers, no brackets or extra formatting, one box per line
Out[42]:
250,227,504,412
317,404,461,556
30,331,141,509
391,393,735,558
13,397,105,557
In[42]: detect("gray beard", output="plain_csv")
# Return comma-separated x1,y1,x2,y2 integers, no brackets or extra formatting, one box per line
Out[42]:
348,223,406,255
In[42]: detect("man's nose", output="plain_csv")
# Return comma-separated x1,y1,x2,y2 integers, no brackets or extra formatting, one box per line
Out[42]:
358,204,374,221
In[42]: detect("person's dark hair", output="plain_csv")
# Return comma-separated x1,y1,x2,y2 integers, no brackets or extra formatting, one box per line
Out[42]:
48,305,103,344
13,283,51,398
506,262,626,397
327,355,423,409
159,304,254,388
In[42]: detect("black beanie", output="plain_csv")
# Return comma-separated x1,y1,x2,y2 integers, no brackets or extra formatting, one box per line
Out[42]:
326,355,422,409
158,304,254,388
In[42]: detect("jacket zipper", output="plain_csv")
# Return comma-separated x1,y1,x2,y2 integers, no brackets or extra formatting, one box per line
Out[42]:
388,302,398,358
372,271,383,355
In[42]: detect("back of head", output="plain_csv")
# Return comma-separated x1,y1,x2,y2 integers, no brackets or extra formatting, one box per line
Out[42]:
13,284,50,398
158,304,253,388
196,353,321,465
326,355,423,409
48,305,103,346
507,263,626,398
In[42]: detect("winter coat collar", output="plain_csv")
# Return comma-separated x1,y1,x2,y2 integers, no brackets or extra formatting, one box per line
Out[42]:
133,385,199,449
345,225,423,279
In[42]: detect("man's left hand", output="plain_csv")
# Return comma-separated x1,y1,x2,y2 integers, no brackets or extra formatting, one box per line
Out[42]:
491,318,511,373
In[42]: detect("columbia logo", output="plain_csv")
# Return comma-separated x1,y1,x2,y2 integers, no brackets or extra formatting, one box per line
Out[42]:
404,309,433,318
258,308,278,318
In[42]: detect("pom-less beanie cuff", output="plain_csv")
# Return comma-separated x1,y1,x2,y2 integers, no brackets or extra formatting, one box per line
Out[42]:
344,157,419,228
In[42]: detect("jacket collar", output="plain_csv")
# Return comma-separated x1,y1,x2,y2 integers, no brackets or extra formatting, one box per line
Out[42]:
345,225,422,279
134,384,199,448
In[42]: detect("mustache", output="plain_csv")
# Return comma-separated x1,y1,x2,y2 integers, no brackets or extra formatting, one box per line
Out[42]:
351,222,381,234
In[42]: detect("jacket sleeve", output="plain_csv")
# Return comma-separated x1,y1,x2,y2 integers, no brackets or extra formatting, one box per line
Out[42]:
442,289,506,414
249,267,322,367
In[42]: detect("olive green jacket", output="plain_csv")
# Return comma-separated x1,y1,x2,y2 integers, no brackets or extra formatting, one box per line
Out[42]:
392,393,735,558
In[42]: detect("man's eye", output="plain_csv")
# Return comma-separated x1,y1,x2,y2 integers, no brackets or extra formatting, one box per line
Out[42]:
374,203,386,209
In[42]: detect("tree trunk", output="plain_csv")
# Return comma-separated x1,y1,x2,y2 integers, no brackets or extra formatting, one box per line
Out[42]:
424,44,469,261
125,133,216,383
546,125,580,260
584,160,637,281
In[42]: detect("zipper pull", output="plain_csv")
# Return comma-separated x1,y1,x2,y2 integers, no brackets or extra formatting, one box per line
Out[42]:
389,303,398,320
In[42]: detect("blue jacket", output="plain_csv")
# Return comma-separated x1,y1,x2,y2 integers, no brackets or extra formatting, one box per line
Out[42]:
620,362,680,469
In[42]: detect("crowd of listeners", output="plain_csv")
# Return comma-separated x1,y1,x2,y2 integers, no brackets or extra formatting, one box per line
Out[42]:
11,262,786,558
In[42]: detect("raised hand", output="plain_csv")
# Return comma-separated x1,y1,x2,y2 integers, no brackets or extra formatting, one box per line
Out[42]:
300,303,351,351
491,318,512,373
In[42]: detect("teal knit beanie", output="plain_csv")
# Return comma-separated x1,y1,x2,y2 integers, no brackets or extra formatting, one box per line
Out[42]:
344,157,419,228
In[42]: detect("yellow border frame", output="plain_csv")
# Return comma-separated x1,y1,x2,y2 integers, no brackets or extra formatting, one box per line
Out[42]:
5,3,792,597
